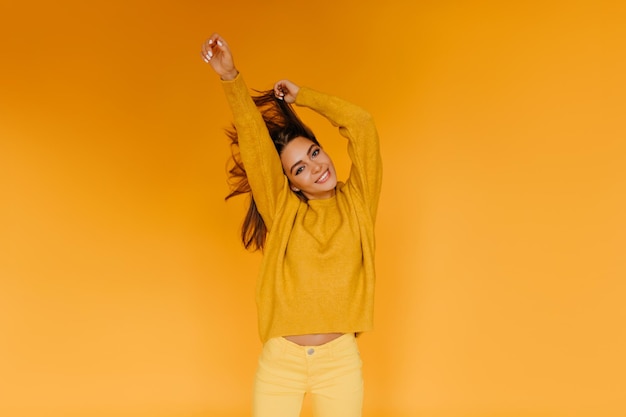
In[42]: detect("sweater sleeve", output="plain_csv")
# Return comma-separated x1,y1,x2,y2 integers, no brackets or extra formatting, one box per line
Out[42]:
221,74,286,228
295,87,383,220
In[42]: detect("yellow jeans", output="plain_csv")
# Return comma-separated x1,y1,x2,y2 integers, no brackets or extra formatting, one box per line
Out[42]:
253,333,363,417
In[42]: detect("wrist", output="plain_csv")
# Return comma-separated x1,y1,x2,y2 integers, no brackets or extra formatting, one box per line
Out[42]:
220,69,239,81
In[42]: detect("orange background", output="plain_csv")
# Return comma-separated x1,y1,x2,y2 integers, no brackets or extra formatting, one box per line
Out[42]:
1,1,625,416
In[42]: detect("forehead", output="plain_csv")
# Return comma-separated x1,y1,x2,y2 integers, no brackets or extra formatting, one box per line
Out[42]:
280,136,316,164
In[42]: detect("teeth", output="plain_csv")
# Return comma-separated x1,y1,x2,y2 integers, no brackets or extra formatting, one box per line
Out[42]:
317,170,329,183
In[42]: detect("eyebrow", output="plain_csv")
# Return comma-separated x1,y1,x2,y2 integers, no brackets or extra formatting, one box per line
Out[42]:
289,144,316,174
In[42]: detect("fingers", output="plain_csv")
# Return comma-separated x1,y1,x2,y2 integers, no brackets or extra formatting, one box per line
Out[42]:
201,33,228,63
274,80,293,100
274,80,299,103
274,80,287,99
201,37,222,63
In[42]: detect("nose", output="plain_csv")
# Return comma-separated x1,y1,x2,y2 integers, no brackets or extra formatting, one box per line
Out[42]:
311,161,322,174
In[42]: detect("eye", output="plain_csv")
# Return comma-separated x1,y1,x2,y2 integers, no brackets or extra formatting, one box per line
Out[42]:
295,166,304,175
312,148,320,158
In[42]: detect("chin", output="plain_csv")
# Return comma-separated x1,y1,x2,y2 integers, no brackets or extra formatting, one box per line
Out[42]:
327,180,338,190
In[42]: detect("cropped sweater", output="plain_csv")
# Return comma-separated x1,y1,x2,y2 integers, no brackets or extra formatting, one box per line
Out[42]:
222,74,382,343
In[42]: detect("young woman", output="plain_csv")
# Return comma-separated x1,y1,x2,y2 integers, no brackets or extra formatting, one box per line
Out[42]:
201,33,382,417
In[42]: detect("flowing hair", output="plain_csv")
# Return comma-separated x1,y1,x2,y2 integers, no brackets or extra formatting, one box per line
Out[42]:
225,89,319,251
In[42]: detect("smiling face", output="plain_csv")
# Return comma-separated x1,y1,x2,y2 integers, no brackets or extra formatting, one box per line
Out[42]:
280,136,337,200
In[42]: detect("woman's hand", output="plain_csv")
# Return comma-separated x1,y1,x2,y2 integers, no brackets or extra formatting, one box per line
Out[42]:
201,33,238,81
274,79,300,104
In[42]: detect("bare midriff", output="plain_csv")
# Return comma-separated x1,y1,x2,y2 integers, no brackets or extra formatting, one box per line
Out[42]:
283,333,344,346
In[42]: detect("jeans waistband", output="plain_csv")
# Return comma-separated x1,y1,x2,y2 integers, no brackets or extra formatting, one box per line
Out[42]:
271,333,356,357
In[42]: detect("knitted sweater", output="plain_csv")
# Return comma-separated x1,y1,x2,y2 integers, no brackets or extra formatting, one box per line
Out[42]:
222,74,382,343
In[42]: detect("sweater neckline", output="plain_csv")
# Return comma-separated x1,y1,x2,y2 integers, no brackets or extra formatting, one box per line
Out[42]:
306,195,338,207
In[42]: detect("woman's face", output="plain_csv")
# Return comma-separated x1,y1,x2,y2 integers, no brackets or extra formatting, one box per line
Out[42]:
280,136,337,200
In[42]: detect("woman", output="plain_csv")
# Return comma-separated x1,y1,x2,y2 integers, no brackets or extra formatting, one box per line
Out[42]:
201,33,382,417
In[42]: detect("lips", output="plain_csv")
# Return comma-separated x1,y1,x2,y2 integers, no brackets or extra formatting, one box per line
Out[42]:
315,170,330,184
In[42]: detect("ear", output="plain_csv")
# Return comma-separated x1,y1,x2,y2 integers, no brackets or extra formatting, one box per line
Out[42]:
287,179,300,193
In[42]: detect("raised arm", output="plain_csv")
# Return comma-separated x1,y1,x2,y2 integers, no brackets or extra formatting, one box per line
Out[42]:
201,34,287,228
294,86,383,220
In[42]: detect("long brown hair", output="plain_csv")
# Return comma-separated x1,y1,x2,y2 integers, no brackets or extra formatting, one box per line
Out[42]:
225,89,319,251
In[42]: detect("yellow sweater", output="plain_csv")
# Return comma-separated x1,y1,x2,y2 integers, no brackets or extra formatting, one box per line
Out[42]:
222,74,382,343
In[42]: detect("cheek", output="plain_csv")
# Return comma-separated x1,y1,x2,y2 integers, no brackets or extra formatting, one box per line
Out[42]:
325,156,336,170
285,172,303,187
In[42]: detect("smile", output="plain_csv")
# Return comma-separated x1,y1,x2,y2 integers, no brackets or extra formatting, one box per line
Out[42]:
315,170,330,184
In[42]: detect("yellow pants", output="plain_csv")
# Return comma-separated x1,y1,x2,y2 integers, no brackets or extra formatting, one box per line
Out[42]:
253,333,363,417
